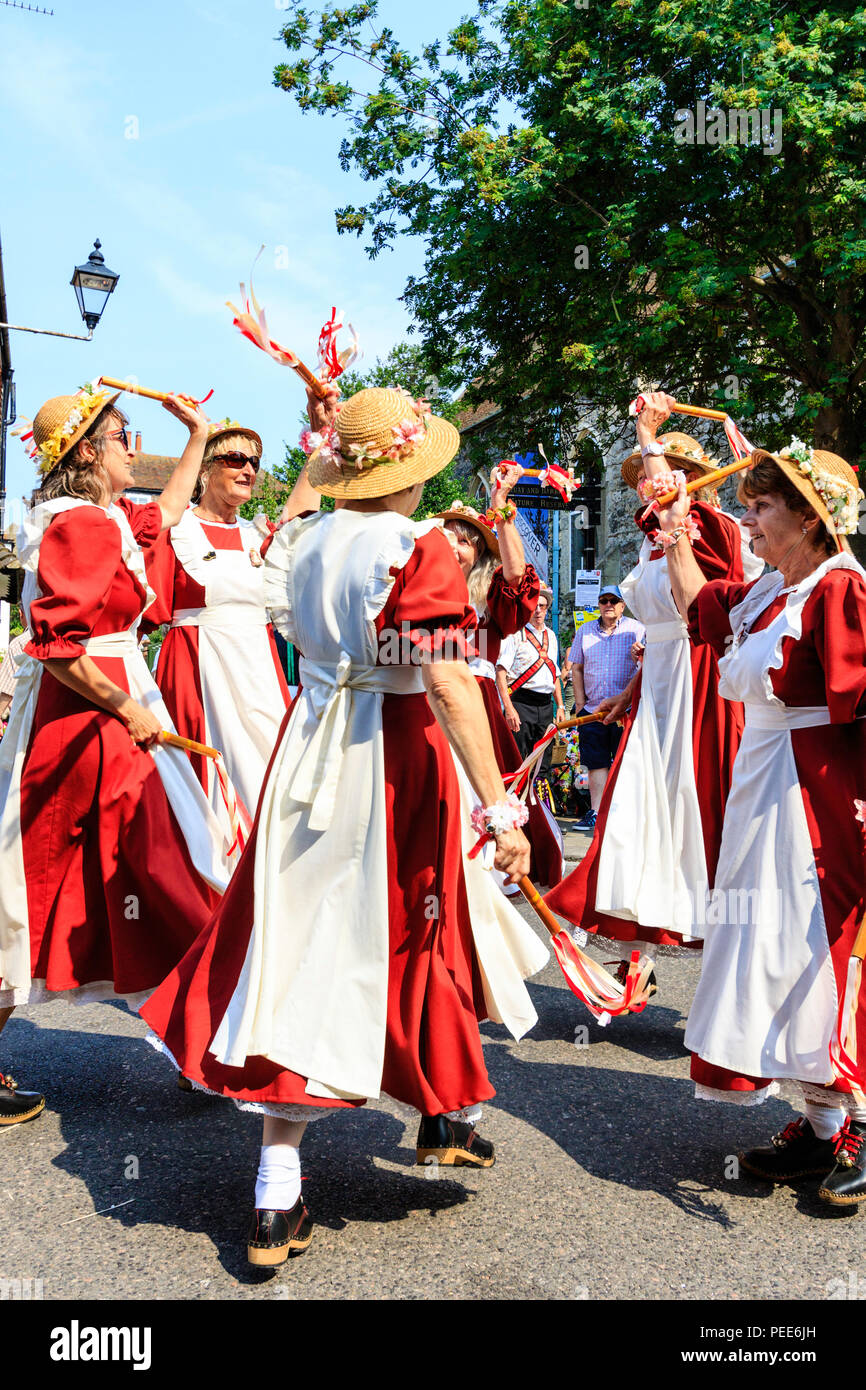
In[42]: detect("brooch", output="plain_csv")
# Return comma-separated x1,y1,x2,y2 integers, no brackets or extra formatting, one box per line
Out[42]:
249,549,263,568
202,550,217,562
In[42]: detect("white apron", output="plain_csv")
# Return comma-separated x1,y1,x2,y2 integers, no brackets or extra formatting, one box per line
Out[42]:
685,552,866,1085
0,499,231,1001
209,510,546,1102
594,517,762,942
160,509,287,820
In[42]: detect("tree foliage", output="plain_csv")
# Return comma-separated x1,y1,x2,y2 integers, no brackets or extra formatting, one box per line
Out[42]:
274,0,866,463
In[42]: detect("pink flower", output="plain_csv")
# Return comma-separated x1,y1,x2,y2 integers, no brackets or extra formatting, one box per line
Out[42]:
855,799,866,824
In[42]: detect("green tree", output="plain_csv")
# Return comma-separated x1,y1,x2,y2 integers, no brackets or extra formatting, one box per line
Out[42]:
273,1,866,464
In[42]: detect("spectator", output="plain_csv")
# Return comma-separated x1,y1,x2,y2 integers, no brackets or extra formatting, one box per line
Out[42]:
0,625,30,727
496,587,565,773
564,585,644,830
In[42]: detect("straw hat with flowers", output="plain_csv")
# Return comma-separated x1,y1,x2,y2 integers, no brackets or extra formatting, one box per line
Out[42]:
747,440,863,552
620,431,718,490
305,387,460,500
204,419,263,462
26,383,121,475
436,500,501,560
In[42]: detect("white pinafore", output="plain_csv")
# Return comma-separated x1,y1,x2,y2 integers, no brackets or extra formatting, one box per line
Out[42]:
685,553,866,1090
160,509,288,821
0,499,232,1004
594,522,762,946
207,510,547,1103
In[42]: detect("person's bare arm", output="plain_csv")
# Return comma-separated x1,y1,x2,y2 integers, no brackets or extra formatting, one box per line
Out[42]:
279,384,341,525
488,463,525,584
496,663,520,732
42,655,162,747
657,474,707,619
634,390,677,483
571,662,587,711
156,397,210,531
423,659,530,882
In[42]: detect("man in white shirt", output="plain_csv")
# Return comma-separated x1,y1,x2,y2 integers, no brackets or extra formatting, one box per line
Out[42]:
496,589,564,770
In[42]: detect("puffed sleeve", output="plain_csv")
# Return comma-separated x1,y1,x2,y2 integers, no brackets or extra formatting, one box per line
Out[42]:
486,563,540,639
809,568,866,721
687,578,752,658
26,510,122,660
141,529,177,630
376,528,478,659
116,495,162,548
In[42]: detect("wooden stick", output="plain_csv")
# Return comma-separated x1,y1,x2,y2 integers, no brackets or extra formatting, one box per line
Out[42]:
556,711,607,732
852,911,866,962
517,875,567,936
655,454,755,508
100,376,199,406
160,731,221,760
290,359,330,401
634,398,729,423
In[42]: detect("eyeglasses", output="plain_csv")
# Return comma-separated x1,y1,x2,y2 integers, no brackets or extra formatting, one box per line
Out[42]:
105,428,130,450
215,452,260,472
599,597,621,604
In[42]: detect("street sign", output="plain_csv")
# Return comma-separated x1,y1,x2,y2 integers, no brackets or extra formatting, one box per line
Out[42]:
508,486,578,511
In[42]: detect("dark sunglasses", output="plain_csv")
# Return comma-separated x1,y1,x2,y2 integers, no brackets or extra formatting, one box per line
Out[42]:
215,452,260,472
598,597,621,604
105,427,130,450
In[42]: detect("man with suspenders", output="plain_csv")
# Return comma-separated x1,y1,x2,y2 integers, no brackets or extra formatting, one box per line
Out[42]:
496,587,565,772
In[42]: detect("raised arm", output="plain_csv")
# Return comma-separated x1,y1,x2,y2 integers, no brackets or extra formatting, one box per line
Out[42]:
657,474,708,620
279,384,341,524
488,463,526,585
155,396,210,530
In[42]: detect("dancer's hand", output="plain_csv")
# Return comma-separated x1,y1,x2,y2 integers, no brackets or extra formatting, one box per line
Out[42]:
596,694,627,726
490,461,522,507
493,827,531,883
635,390,675,448
306,383,340,435
631,641,644,663
116,697,163,750
656,469,691,533
162,394,209,440
504,702,520,733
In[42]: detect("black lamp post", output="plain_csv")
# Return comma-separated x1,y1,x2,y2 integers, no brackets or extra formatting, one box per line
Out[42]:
70,240,120,332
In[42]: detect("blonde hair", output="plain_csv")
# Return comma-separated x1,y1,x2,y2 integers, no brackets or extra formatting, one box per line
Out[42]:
34,406,128,506
449,518,499,610
193,431,261,505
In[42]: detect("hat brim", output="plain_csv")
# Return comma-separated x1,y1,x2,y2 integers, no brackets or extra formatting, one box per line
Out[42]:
308,414,461,500
48,392,121,470
620,450,717,491
206,426,263,458
746,449,846,554
438,509,501,561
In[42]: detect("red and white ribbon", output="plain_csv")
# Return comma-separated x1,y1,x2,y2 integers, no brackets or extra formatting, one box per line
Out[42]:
316,307,360,383
537,442,579,502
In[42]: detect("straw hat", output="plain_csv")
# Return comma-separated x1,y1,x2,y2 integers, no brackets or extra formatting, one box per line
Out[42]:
620,432,718,490
437,501,501,560
204,420,263,462
30,384,120,474
747,442,863,552
307,387,460,500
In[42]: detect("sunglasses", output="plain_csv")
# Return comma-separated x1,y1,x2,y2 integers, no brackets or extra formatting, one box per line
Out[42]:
215,452,260,472
105,427,130,450
599,597,621,604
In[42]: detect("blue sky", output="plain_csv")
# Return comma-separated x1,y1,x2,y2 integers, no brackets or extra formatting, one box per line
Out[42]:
0,0,471,517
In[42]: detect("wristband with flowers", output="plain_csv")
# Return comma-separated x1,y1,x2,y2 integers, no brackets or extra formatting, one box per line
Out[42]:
470,793,530,839
481,501,517,526
636,469,680,503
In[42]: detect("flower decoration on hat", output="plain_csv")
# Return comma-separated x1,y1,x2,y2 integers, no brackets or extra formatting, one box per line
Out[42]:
16,380,116,475
300,388,431,476
779,437,864,535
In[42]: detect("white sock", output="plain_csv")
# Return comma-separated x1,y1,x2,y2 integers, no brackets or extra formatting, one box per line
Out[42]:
254,1143,302,1211
802,1099,846,1140
844,1099,866,1124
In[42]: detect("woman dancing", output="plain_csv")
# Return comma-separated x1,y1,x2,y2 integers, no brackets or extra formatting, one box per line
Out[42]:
0,385,232,1125
545,392,762,986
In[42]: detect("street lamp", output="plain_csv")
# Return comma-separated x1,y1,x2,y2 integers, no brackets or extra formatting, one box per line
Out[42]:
70,240,120,333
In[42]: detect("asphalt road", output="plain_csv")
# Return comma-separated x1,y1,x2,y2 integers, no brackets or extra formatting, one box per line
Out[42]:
1,826,862,1302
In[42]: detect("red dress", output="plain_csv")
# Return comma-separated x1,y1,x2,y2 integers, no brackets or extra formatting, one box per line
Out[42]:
472,565,562,888
141,522,513,1116
684,562,866,1099
545,502,753,950
0,500,221,1005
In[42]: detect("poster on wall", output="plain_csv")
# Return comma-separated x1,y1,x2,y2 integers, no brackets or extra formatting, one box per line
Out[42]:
573,568,601,618
513,510,549,584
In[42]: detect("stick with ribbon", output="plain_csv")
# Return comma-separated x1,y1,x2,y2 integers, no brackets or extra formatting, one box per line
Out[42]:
518,878,656,1023
629,395,755,461
227,249,359,401
99,377,214,408
160,731,251,857
499,448,579,504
